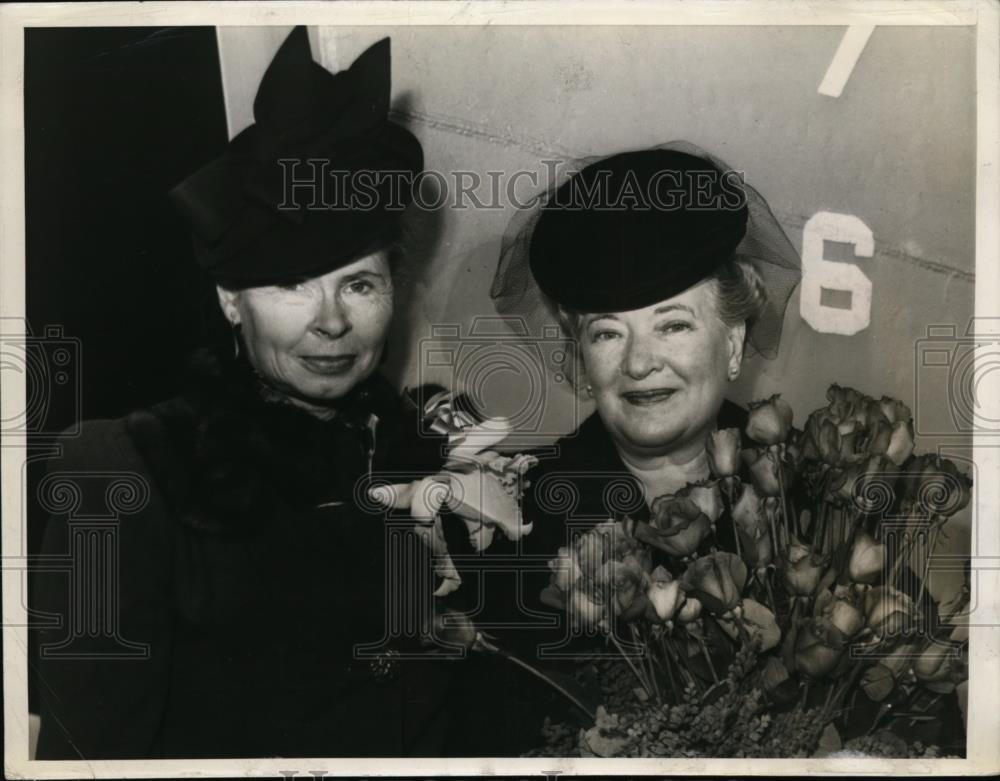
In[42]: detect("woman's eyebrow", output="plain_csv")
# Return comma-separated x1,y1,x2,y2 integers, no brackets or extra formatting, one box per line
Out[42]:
652,304,695,316
339,270,385,282
585,313,620,326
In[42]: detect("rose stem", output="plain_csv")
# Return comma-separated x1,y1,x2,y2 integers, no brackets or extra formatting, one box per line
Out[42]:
814,501,827,554
697,635,721,685
763,571,778,614
823,682,836,713
657,641,681,704
610,629,652,698
776,447,791,542
495,649,596,721
633,624,662,703
768,510,781,565
666,633,701,693
832,652,868,712
915,518,943,607
887,527,913,586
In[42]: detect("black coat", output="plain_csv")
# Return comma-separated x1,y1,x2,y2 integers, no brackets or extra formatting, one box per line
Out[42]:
32,351,453,759
443,401,749,755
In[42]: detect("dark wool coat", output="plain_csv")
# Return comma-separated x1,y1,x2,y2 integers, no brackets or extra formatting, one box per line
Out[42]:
32,350,454,759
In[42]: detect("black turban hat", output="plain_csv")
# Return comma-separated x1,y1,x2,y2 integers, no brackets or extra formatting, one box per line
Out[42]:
528,149,748,313
169,26,423,286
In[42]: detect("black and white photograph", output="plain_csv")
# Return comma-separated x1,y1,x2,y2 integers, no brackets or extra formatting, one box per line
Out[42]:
1,1,998,777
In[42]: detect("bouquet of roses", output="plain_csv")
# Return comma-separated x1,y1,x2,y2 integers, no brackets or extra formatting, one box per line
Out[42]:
531,385,971,758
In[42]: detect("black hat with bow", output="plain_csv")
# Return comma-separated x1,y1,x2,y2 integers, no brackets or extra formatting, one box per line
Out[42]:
170,26,423,286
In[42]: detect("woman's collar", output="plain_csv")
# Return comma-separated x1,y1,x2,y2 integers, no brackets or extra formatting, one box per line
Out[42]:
182,346,400,426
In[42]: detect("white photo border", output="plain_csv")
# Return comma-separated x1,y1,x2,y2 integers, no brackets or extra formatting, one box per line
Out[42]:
2,1,997,777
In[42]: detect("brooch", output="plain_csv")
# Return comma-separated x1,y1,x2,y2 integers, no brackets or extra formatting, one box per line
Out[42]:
368,648,401,684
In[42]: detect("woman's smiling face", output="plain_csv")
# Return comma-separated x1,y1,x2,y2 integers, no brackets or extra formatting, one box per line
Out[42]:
577,279,744,459
217,252,394,405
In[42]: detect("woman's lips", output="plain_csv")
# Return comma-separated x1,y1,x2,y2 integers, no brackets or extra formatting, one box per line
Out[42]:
299,354,357,375
621,388,677,406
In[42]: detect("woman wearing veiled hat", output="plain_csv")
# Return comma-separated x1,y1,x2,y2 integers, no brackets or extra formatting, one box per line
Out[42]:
446,143,803,754
33,28,452,758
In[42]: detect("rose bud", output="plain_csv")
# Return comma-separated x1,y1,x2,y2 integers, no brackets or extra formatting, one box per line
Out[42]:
897,453,936,511
913,642,957,683
794,622,844,678
432,609,479,648
898,455,972,518
548,546,583,593
680,551,748,615
719,598,781,651
826,384,868,425
865,585,918,638
862,398,890,433
742,447,782,497
802,408,834,461
679,480,724,524
738,523,773,572
934,457,973,517
865,418,894,458
761,657,791,692
817,418,842,465
570,586,606,630
885,420,915,466
575,520,640,579
784,540,825,597
647,566,683,623
677,597,703,623
879,396,913,426
707,428,742,477
836,420,862,462
602,559,649,621
800,412,822,462
848,531,886,584
880,641,922,678
785,432,805,470
731,482,765,534
637,496,712,558
815,587,866,639
746,394,794,446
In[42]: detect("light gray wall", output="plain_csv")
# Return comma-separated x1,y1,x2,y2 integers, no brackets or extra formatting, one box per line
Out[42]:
217,21,976,605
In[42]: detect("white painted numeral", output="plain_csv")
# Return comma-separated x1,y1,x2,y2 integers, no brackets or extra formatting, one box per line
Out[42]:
800,211,874,335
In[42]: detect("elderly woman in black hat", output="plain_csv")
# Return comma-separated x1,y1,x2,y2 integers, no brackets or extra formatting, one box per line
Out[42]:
450,143,801,755
492,142,801,541
33,28,451,759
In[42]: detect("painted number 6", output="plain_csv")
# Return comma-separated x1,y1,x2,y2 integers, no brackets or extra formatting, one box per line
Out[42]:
800,211,873,335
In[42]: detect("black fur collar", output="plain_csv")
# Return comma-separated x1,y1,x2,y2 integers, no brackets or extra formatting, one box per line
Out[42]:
125,348,431,535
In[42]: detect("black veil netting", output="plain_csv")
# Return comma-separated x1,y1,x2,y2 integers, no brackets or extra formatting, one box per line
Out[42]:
490,140,802,389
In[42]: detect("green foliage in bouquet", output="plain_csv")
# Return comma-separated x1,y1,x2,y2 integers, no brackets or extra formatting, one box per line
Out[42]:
528,385,972,758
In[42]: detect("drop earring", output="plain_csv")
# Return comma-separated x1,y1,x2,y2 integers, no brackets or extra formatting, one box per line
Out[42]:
231,320,242,359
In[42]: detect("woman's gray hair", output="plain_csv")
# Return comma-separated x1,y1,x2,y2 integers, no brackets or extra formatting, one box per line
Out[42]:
710,257,769,332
